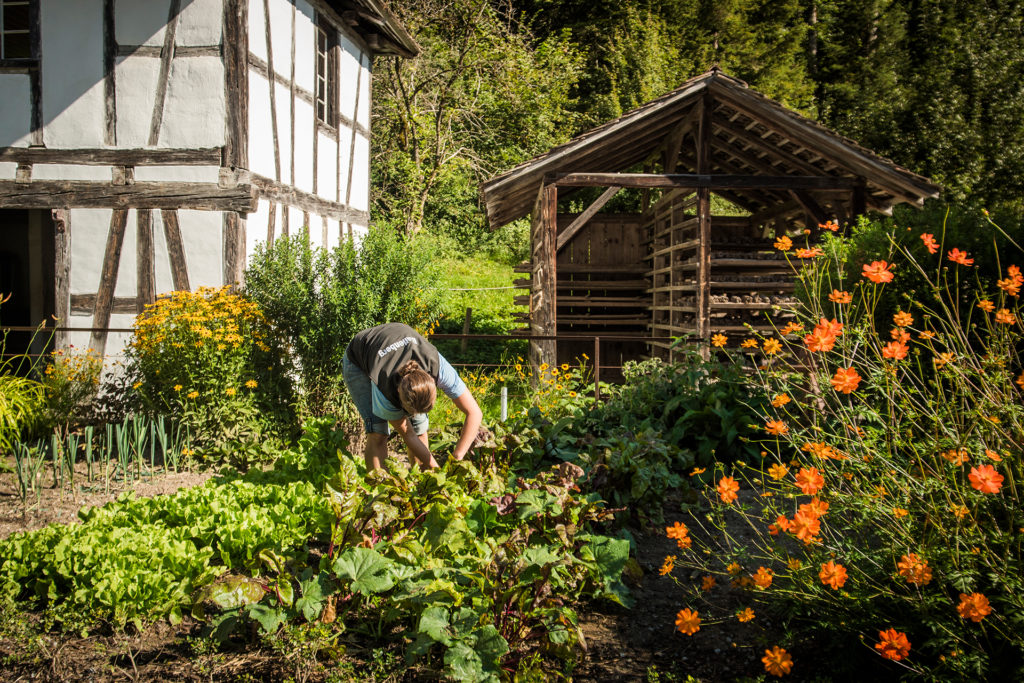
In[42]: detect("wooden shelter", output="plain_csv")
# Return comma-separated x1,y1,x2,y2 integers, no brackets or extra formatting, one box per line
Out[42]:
480,68,941,370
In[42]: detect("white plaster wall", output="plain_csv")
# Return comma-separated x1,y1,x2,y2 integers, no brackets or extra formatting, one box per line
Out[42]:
0,74,33,147
151,211,175,295
247,72,276,179
337,121,352,196
288,206,304,233
114,55,161,147
176,0,223,46
356,54,371,128
159,56,226,147
65,323,92,354
178,209,224,287
316,132,338,201
267,0,292,81
42,0,106,148
350,133,369,212
69,208,114,295
247,198,271,257
293,97,314,193
274,80,292,183
325,218,341,251
294,1,315,93
0,162,18,179
32,164,112,181
248,0,267,62
113,210,139,298
338,34,360,119
105,313,136,360
133,165,221,182
115,0,168,46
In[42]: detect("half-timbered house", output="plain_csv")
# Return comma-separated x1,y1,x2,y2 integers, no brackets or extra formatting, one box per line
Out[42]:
0,0,417,357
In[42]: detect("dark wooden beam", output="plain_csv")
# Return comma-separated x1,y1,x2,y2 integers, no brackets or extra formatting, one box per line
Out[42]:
547,173,860,190
149,0,181,146
556,186,622,251
137,209,155,313
90,210,129,355
103,0,116,146
29,0,42,145
0,180,258,212
224,0,248,169
52,209,70,349
790,190,829,226
161,209,190,291
251,174,369,223
0,147,223,165
71,294,137,315
223,212,244,288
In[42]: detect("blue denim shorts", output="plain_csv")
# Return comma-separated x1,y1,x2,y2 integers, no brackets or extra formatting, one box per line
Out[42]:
342,351,429,436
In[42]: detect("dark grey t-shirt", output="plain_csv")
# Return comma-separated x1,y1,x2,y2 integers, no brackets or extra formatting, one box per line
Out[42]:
347,323,441,409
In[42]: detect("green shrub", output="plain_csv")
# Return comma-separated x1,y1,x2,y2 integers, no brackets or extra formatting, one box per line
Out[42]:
244,228,444,417
124,286,292,468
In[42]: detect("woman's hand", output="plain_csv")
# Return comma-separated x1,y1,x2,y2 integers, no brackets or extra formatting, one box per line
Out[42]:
450,391,483,461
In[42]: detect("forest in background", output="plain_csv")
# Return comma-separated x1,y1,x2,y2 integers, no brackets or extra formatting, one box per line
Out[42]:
369,0,1024,260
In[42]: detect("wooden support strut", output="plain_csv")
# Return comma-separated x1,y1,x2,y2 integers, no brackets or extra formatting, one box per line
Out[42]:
90,210,129,356
555,186,621,251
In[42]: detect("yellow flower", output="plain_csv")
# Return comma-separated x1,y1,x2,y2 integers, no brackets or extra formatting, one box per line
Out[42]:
173,384,183,392
711,333,728,347
737,608,756,623
132,382,143,390
762,338,783,355
245,380,258,389
741,338,759,348
561,363,569,371
225,387,237,397
187,390,199,399
787,558,802,571
568,391,577,398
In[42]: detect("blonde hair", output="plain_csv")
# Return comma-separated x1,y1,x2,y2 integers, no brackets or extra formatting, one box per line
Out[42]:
397,360,435,413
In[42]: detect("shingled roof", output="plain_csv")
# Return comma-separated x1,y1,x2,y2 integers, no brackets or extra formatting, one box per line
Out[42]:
481,69,940,228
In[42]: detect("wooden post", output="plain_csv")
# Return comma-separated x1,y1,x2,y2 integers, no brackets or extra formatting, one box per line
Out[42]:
460,307,472,354
593,336,601,401
850,178,867,227
695,93,712,357
52,209,70,351
90,209,129,356
529,184,557,373
136,209,155,313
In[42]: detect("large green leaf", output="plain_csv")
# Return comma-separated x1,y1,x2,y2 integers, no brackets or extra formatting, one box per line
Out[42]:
443,625,509,683
331,547,396,595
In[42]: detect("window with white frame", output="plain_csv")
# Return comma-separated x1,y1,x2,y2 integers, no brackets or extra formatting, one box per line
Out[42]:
315,14,338,128
0,0,31,59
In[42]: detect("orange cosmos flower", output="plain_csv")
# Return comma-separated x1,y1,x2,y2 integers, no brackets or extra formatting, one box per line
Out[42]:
819,220,840,232
659,556,676,576
969,464,1004,493
1016,371,1024,391
690,466,707,476
717,476,740,504
701,575,716,590
726,562,742,575
984,449,1003,462
762,338,783,355
753,567,774,589
768,463,790,480
893,507,909,518
882,341,909,360
666,521,689,540
774,514,792,532
819,561,848,590
796,247,824,258
919,330,936,340
787,558,802,570
771,393,791,408
675,608,701,635
897,553,933,586
828,289,853,304
765,419,789,436
800,497,829,517
920,233,939,254
862,260,894,283
940,448,969,465
774,235,793,251
737,607,756,622
946,248,974,266
997,265,1023,296
790,511,821,543
875,628,911,661
711,333,728,347
762,646,793,677
781,321,804,335
995,308,1017,325
957,593,993,622
977,299,995,312
741,338,759,348
675,535,693,550
934,352,954,368
795,467,825,495
830,366,861,393
890,327,910,343
893,311,914,327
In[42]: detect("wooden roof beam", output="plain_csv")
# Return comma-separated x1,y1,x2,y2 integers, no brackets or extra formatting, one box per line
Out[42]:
556,186,623,251
547,173,861,191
